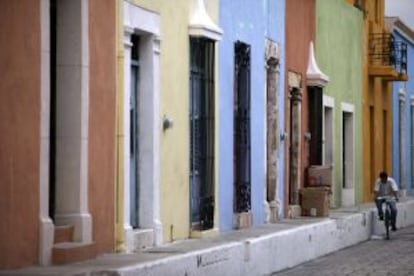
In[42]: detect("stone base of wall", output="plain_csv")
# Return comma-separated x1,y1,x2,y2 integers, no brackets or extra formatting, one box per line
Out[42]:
234,212,252,229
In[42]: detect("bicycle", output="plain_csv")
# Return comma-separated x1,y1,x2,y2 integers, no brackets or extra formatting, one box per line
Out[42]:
376,196,396,240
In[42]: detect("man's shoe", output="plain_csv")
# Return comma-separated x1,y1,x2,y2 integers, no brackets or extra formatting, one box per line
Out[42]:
379,215,384,221
391,225,397,231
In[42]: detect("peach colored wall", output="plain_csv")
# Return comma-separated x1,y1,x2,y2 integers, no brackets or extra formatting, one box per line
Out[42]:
0,0,40,269
284,0,315,213
88,0,117,254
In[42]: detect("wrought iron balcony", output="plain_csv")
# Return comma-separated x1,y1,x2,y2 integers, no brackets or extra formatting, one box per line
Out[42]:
369,33,407,80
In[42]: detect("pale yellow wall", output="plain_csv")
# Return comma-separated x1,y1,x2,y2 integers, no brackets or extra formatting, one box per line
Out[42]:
131,0,220,242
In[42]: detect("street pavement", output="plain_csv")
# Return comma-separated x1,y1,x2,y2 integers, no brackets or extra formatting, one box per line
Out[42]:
273,225,414,276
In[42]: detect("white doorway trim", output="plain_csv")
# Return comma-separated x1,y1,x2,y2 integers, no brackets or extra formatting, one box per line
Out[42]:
322,95,334,166
323,95,334,207
123,1,162,251
39,0,54,266
39,0,92,264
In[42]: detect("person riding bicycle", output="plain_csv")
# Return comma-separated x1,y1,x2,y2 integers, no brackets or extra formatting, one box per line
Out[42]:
374,171,399,231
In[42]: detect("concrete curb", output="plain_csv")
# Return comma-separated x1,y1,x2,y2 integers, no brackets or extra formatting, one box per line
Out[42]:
117,199,414,276
3,199,414,276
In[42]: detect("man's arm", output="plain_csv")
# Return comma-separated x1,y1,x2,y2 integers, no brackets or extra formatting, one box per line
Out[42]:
390,178,399,200
373,178,380,200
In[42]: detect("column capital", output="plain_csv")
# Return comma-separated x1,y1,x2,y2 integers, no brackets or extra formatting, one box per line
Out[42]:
124,26,134,48
290,87,302,103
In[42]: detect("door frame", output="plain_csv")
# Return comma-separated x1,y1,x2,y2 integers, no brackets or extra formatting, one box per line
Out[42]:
123,1,162,249
341,102,355,207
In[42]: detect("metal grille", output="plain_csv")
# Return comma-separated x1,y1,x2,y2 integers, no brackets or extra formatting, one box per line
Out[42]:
190,37,215,230
308,86,323,166
369,33,407,75
234,41,251,213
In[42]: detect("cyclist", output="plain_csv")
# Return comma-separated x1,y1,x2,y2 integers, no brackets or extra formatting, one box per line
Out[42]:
374,171,399,231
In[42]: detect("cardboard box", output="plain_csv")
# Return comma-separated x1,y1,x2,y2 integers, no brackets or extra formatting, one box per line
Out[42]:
300,187,330,217
307,165,333,187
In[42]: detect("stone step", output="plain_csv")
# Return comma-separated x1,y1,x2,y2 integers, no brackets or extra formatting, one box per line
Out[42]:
54,225,74,244
52,242,96,265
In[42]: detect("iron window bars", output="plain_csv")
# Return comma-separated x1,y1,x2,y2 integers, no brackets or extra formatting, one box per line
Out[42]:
234,41,251,213
189,37,215,230
369,33,407,75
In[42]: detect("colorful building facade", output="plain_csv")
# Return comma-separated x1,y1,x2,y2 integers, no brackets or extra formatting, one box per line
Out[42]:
0,0,117,269
117,0,223,247
315,0,364,207
116,0,162,252
2,0,412,271
387,17,414,197
218,0,285,230
358,0,408,201
285,0,333,216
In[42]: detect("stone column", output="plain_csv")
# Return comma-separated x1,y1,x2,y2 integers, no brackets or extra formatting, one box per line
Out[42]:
139,35,162,245
122,26,134,251
265,39,280,222
54,0,91,244
399,89,406,198
290,87,302,205
39,0,54,265
411,96,414,196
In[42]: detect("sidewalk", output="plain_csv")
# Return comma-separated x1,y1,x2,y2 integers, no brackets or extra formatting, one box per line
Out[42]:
3,198,414,276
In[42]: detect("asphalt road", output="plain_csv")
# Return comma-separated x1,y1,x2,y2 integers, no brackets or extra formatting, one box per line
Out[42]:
272,225,414,276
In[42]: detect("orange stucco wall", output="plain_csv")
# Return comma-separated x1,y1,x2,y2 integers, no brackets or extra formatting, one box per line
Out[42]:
88,0,117,254
284,0,315,213
0,0,41,269
362,0,393,201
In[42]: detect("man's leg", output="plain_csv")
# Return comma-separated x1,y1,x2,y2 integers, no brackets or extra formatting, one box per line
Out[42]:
375,198,384,220
390,201,397,231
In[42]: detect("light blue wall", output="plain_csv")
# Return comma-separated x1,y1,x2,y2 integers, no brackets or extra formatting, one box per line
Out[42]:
218,0,285,231
392,30,414,196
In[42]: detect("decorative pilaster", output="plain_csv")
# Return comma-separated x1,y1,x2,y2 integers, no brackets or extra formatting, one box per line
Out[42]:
54,0,92,244
290,87,302,205
399,88,406,197
39,0,54,266
265,39,281,222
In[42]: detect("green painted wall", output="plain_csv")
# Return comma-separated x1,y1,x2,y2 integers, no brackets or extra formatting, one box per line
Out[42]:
316,0,363,206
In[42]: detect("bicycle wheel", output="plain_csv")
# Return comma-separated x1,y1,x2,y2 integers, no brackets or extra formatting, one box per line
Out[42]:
384,208,390,240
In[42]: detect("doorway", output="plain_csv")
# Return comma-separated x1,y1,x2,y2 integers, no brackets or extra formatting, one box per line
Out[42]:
49,0,57,221
130,35,140,229
342,106,354,206
323,105,334,167
323,96,334,206
50,0,91,239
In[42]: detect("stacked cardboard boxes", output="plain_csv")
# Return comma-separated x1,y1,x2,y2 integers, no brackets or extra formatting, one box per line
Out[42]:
307,165,332,187
300,187,330,217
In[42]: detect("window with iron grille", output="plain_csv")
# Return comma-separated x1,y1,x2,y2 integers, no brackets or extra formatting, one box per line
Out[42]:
189,37,215,230
234,41,251,213
308,86,323,166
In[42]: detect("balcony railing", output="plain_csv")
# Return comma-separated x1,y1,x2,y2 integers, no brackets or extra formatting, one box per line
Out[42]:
369,33,407,75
